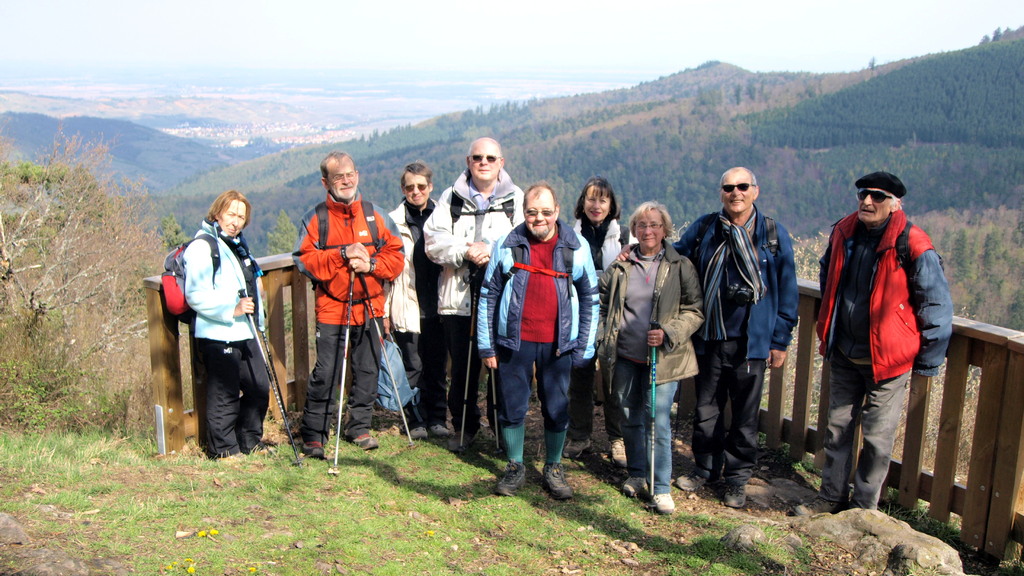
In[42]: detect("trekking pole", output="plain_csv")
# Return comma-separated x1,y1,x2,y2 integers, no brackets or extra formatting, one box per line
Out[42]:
239,289,302,467
456,294,478,452
328,270,356,476
489,367,500,451
358,274,415,447
648,322,660,495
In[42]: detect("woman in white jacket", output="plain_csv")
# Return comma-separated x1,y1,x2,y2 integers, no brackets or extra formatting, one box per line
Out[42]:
184,190,270,460
563,177,634,466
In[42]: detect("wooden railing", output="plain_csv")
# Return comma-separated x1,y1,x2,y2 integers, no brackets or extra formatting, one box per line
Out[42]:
143,260,1024,561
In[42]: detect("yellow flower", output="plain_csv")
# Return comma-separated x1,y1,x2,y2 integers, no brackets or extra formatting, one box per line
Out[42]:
184,559,193,563
248,568,257,573
426,530,435,536
198,530,207,537
187,567,195,574
209,529,219,535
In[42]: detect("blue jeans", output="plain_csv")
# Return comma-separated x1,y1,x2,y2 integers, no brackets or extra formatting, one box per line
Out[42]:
613,358,678,495
820,353,910,510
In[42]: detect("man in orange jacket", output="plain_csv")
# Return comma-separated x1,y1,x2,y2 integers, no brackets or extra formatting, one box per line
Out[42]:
293,151,405,454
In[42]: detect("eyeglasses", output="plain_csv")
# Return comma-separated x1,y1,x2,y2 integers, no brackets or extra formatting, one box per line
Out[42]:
856,189,895,203
721,183,754,193
403,183,429,192
525,209,556,218
330,171,357,183
470,154,501,164
636,222,663,230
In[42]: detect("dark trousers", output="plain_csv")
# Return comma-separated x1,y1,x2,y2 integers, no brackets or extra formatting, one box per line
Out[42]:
301,320,382,443
197,338,270,458
394,315,448,428
496,341,571,431
442,314,495,436
692,339,766,486
567,356,622,442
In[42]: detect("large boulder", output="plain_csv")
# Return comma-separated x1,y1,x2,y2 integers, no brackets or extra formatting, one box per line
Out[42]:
792,508,967,576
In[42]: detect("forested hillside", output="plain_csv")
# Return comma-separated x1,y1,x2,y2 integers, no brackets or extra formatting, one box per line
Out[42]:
158,31,1024,330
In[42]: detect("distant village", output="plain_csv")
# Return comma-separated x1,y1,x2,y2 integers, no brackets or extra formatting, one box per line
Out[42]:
160,122,358,148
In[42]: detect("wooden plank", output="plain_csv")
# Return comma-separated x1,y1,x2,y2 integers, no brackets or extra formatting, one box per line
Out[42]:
765,351,786,450
899,372,932,508
789,296,818,461
291,271,311,411
145,288,185,453
984,348,1024,557
960,343,1009,552
190,330,207,452
930,334,971,522
814,360,831,470
264,269,288,416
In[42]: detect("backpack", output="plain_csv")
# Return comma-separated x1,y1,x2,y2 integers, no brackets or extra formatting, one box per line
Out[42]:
314,198,382,252
161,234,220,322
311,198,382,301
375,335,421,415
449,193,516,226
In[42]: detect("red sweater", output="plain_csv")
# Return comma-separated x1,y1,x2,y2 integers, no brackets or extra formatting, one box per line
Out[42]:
520,233,558,343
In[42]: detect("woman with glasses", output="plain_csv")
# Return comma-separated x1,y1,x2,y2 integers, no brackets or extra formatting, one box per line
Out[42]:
563,177,634,467
598,201,703,514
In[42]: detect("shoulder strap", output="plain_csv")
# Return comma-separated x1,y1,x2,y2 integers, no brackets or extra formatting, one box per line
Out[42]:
763,216,779,256
361,198,381,253
506,242,573,281
449,194,465,224
694,213,717,256
197,233,221,281
315,202,329,250
619,223,630,246
896,220,913,269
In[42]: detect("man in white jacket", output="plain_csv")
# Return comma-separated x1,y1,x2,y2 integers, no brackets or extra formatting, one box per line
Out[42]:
388,162,450,439
423,137,524,452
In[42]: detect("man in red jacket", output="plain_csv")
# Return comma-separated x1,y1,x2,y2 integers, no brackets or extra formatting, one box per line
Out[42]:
293,151,405,454
794,171,952,515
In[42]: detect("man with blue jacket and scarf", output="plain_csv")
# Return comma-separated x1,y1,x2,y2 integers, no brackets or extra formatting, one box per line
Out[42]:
673,167,799,508
477,183,599,500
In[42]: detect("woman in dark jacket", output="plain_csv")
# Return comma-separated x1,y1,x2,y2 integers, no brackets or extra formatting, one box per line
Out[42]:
598,201,703,514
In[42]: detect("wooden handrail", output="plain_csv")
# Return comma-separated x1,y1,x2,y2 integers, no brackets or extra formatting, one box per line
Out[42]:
142,262,1024,561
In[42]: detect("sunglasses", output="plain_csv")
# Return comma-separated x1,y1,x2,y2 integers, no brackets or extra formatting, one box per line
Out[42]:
403,183,429,192
721,183,754,192
856,189,895,203
470,154,501,164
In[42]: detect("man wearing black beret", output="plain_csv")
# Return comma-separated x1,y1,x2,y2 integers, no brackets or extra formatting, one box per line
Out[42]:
794,171,952,515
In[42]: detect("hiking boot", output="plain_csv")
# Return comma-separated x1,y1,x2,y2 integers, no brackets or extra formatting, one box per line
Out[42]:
447,431,475,453
542,463,574,500
723,484,747,508
248,442,277,457
429,424,452,438
792,496,844,516
674,471,708,492
351,434,379,451
409,427,428,440
562,438,591,459
621,476,649,499
609,438,627,468
651,493,676,515
494,461,527,496
302,441,325,460
216,452,244,463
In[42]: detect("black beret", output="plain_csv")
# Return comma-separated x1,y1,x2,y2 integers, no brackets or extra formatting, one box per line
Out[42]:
855,171,906,198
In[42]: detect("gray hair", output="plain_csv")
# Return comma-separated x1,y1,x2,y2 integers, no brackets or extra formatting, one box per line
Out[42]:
628,201,675,239
320,151,355,179
720,167,758,187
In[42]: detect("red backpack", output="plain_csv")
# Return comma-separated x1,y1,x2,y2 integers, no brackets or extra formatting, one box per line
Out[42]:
160,234,219,322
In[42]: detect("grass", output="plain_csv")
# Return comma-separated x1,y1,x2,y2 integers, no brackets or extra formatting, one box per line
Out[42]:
0,425,825,576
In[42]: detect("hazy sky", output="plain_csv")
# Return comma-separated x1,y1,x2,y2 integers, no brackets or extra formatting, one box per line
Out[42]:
1,0,1020,76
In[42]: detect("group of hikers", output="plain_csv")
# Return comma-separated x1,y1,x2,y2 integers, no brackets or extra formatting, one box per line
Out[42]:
179,136,954,516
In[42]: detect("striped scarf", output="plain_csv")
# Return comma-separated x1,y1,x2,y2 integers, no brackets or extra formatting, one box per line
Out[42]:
698,211,766,341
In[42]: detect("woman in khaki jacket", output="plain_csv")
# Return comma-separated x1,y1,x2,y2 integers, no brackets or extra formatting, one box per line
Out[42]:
598,201,703,514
